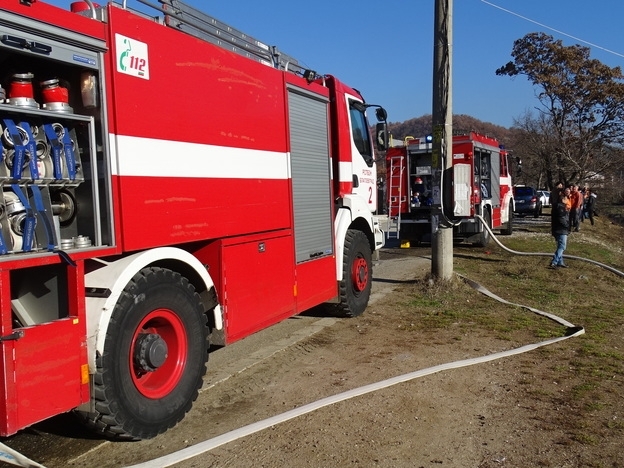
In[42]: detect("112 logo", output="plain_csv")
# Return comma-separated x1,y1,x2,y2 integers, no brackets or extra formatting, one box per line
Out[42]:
115,34,150,80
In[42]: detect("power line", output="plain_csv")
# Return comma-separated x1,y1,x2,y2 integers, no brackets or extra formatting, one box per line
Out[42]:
481,0,624,59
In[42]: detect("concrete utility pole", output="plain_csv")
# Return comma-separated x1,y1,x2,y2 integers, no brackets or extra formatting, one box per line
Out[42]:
431,0,454,280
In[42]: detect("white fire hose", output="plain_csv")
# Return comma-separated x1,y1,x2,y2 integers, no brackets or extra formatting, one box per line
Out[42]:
125,293,584,468
126,216,619,468
475,214,624,278
0,445,46,468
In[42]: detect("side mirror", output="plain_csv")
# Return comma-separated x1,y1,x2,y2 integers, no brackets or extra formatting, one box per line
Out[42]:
375,107,387,122
376,122,388,152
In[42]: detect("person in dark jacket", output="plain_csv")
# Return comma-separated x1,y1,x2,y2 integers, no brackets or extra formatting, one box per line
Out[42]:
585,189,596,225
550,189,571,268
550,181,564,206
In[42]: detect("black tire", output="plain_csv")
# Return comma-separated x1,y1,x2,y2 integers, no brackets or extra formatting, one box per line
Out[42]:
475,209,492,247
534,203,542,218
77,267,209,440
333,229,372,318
500,205,513,236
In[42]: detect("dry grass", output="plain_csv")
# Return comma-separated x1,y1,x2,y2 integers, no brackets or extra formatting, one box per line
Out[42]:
386,209,624,462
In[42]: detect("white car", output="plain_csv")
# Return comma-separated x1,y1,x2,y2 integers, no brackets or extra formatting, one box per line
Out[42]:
537,190,551,207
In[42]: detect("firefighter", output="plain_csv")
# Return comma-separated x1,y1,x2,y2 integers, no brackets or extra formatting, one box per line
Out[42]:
412,177,433,206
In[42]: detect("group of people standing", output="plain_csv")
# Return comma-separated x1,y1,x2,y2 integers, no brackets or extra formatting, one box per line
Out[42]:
550,183,598,269
568,184,597,230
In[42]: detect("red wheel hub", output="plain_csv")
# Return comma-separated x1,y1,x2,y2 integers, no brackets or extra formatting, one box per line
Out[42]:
130,308,188,399
351,255,369,292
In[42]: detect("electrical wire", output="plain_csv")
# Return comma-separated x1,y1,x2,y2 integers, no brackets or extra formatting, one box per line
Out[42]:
480,0,624,59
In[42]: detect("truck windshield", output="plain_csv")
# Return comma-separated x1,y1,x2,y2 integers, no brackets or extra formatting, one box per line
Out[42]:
349,101,373,164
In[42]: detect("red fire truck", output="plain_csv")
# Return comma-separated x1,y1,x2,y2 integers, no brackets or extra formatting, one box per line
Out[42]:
386,131,514,246
0,0,387,439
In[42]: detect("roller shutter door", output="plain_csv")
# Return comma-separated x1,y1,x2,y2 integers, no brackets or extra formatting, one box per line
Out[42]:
287,87,333,264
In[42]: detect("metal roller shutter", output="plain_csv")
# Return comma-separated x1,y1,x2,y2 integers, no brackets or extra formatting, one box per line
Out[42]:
287,87,333,264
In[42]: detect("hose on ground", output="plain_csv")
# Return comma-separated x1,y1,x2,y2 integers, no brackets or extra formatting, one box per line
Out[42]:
9,214,610,468
125,235,589,468
125,289,584,468
475,214,624,278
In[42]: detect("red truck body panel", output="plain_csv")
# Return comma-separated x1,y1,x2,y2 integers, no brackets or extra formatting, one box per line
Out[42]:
0,0,380,437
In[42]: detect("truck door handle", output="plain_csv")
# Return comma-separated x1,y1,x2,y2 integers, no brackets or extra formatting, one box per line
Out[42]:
1,35,51,55
0,330,24,342
30,41,52,55
1,34,29,49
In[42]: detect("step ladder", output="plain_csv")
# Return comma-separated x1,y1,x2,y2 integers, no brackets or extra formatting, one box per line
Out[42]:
386,155,404,240
158,0,303,74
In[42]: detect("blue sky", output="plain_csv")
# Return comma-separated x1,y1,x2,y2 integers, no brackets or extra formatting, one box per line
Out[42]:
46,0,624,128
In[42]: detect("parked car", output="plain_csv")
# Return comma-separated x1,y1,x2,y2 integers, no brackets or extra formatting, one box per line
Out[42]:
537,190,551,207
513,186,543,217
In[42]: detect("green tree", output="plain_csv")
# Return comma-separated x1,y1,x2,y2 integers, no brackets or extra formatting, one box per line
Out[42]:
496,32,624,189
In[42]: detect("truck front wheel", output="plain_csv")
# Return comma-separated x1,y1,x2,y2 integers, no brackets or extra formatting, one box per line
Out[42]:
78,267,209,440
334,229,373,318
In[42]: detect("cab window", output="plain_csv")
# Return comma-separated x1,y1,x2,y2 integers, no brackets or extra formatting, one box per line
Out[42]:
349,101,373,165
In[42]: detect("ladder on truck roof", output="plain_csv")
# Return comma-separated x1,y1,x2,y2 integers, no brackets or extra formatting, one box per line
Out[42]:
386,155,404,240
157,0,305,75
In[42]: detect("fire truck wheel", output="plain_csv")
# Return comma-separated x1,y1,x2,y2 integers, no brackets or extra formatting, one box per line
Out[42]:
501,207,514,236
334,229,372,318
79,267,209,440
475,210,492,247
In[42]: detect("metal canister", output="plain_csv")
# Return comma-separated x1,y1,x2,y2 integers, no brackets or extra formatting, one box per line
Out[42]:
40,78,73,114
7,73,39,109
73,235,92,248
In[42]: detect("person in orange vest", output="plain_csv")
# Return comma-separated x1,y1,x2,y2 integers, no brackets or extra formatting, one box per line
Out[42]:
568,184,583,232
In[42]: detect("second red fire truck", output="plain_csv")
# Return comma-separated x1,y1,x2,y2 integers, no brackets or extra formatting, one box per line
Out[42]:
0,0,387,440
386,132,514,246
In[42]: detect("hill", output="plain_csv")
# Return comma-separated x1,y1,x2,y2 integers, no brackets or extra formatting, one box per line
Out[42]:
387,114,512,146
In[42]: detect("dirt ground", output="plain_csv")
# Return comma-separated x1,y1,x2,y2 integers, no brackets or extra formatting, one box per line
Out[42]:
4,228,623,468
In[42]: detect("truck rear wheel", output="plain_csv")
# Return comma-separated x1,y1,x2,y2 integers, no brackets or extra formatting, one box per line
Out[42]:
500,206,513,236
475,210,492,247
78,267,209,440
333,229,372,318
